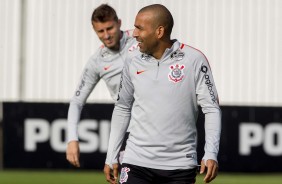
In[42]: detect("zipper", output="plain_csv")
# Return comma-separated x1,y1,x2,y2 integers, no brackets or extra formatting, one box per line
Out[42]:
156,61,160,79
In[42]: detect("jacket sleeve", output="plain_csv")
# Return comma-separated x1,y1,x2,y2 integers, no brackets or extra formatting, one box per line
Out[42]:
195,54,222,163
105,57,134,167
67,56,100,142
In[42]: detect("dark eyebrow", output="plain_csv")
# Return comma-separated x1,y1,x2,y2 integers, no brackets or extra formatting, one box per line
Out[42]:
96,25,114,32
134,25,142,29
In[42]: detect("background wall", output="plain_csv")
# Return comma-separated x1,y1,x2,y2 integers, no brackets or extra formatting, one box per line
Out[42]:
1,0,282,105
1,0,282,173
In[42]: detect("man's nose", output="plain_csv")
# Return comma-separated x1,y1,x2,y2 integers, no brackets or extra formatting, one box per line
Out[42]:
104,31,110,39
133,28,138,38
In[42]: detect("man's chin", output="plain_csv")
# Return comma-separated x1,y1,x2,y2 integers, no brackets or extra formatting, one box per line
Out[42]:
104,43,116,49
139,48,146,53
104,43,111,47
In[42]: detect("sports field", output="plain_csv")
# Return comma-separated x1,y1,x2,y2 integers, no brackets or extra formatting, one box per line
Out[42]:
0,170,281,184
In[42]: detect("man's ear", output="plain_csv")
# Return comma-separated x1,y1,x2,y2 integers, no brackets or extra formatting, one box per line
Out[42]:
118,19,122,28
156,26,165,39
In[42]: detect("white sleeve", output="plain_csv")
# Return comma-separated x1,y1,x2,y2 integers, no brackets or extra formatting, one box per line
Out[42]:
195,55,222,163
105,59,134,167
67,102,83,142
67,57,100,143
202,112,221,163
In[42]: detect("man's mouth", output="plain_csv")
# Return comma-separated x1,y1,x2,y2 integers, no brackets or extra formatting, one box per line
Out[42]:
104,39,113,45
104,36,113,42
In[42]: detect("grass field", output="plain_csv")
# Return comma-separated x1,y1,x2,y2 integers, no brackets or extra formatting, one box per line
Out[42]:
0,170,281,184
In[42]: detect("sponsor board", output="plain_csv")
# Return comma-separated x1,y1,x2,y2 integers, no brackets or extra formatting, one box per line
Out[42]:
3,102,113,169
2,103,282,172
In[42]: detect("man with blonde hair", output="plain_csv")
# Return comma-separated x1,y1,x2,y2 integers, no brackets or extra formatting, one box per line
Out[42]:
66,4,136,168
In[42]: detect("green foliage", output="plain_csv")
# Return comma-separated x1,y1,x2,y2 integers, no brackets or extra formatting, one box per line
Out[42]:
0,170,281,184
0,170,106,184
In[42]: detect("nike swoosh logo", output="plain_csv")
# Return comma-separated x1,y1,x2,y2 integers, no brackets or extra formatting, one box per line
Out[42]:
104,65,111,70
137,70,145,74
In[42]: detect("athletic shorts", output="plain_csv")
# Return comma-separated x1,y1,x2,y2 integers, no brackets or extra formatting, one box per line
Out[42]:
119,163,197,184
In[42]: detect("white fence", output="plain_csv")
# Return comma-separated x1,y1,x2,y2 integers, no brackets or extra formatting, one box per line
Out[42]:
1,0,282,105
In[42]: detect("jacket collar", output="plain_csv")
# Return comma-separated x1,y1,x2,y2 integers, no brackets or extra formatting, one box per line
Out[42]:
140,39,181,62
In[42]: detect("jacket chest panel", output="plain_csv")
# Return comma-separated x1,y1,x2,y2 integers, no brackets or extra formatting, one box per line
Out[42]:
131,61,194,99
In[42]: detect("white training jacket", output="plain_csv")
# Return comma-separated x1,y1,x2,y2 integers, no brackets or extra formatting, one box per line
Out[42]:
105,40,221,170
67,31,137,142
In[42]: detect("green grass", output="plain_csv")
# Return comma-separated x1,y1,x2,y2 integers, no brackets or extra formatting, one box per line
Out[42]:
0,170,281,184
